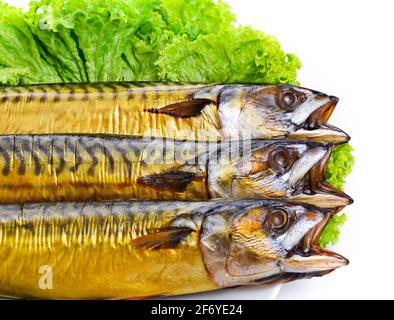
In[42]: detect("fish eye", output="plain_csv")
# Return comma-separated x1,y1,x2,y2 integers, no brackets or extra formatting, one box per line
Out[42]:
269,209,288,231
277,89,306,111
283,92,297,108
268,148,291,173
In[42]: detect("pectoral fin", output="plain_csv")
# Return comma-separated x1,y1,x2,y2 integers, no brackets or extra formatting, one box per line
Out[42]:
145,99,214,118
137,171,199,192
131,227,193,250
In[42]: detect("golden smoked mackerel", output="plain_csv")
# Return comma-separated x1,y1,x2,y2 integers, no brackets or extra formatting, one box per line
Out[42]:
0,199,348,299
0,83,349,142
0,135,351,207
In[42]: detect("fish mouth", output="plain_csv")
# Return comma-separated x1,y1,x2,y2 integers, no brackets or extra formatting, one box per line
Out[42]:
289,186,353,208
252,207,348,285
288,96,350,143
309,96,338,123
289,144,353,208
283,146,327,187
283,210,349,275
283,249,349,274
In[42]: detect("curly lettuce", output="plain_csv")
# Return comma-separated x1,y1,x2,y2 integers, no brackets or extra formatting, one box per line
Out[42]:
0,0,300,84
0,0,353,245
320,144,354,247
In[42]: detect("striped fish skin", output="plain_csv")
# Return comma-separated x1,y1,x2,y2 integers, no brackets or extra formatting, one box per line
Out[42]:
0,199,346,299
0,83,222,141
0,135,210,203
0,83,349,142
0,135,351,207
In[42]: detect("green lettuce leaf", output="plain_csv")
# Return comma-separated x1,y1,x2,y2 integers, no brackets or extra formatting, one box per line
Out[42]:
318,213,347,248
27,0,150,82
320,143,354,247
157,27,301,84
326,143,355,191
159,0,235,40
0,0,301,84
0,1,61,84
0,66,29,85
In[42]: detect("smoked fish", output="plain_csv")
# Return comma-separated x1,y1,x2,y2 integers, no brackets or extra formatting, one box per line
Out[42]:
0,83,349,142
0,199,347,299
0,135,351,207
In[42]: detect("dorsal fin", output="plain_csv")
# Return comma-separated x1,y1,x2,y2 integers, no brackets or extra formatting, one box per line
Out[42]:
137,171,199,192
145,99,214,118
131,227,193,250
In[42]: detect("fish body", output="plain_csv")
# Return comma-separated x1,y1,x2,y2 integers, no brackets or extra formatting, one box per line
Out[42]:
0,199,347,299
0,83,349,142
0,135,351,207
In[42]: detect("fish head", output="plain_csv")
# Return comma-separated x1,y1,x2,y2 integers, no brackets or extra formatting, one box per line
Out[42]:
208,140,352,208
200,200,348,287
224,85,350,142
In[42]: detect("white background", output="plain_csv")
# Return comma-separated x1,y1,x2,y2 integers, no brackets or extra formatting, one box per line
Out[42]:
4,0,394,299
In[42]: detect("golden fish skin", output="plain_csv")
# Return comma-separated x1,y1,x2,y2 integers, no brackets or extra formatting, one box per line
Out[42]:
0,135,210,204
0,135,351,207
0,83,221,141
0,83,349,142
0,199,346,299
0,201,216,299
